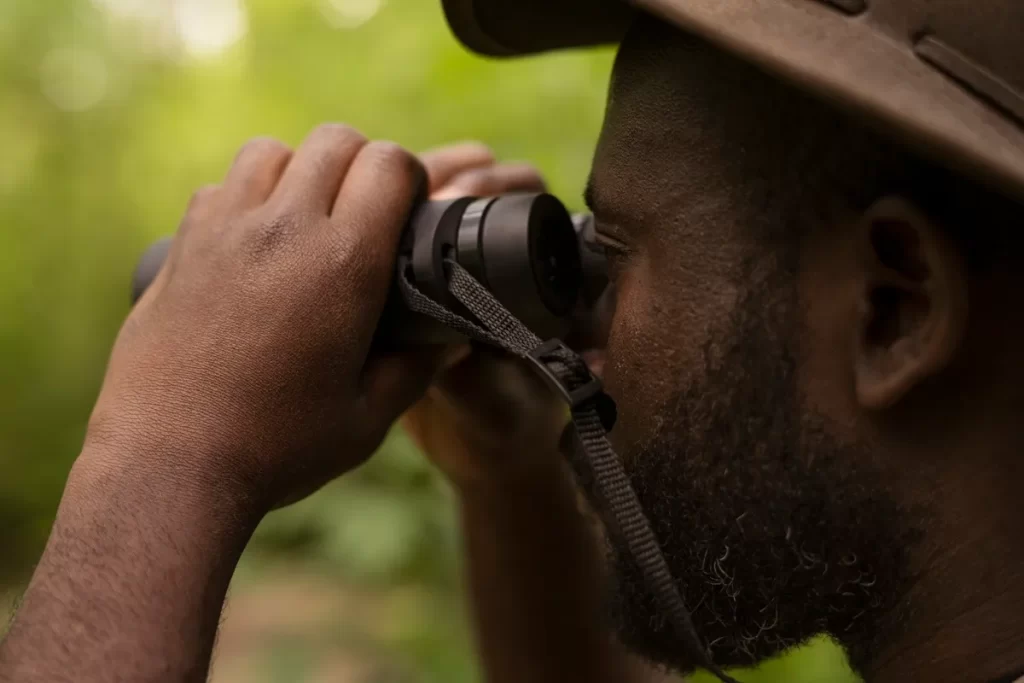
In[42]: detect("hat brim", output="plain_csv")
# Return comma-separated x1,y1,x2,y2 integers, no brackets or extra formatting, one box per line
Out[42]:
441,0,631,57
442,0,1024,204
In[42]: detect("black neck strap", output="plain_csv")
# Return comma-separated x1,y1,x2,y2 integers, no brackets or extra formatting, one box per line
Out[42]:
400,259,740,683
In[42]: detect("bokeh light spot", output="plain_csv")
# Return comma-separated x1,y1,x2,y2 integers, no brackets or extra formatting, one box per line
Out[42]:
173,0,248,58
319,0,385,30
39,47,109,112
90,0,160,21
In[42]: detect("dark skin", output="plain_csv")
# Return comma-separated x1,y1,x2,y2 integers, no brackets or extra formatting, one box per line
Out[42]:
0,130,621,683
587,16,1024,683
403,347,642,683
3,12,1023,683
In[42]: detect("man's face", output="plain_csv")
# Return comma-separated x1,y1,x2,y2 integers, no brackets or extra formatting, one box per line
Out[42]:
585,18,920,673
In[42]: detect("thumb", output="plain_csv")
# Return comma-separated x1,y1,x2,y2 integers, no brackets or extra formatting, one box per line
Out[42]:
361,346,451,425
432,345,565,438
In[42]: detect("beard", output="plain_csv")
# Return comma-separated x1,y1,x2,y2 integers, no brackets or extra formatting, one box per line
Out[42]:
592,263,922,676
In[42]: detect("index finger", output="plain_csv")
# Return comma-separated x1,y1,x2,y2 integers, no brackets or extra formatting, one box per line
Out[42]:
325,141,427,337
420,142,495,192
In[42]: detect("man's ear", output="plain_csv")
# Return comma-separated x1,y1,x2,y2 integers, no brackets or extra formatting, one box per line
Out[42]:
853,196,969,410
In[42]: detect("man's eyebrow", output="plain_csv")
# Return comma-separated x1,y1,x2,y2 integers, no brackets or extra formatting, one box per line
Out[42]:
584,175,629,227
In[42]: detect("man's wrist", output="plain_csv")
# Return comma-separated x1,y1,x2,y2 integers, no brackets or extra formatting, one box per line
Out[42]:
448,424,582,508
69,443,266,545
0,446,262,682
453,456,580,514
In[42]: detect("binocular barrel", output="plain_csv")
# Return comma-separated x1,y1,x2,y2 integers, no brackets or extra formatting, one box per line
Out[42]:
131,193,607,347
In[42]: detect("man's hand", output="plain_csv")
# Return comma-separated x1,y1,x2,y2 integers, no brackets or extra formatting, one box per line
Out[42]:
401,146,637,683
0,126,450,683
85,125,439,511
405,142,571,487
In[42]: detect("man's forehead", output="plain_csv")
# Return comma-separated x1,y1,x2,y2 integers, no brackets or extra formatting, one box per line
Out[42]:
590,27,738,233
591,17,831,233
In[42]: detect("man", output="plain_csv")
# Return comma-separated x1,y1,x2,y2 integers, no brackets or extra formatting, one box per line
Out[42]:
2,0,1022,682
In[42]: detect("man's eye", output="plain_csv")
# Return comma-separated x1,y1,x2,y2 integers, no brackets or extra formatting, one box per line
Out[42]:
601,244,630,279
593,222,632,279
594,224,629,252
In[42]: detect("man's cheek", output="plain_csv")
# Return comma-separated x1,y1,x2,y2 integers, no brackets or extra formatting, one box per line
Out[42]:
603,252,730,458
603,281,682,458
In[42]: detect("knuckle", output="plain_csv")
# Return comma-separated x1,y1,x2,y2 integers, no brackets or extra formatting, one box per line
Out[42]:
362,140,422,179
236,136,290,162
181,185,220,232
498,163,546,192
188,184,219,208
311,122,366,146
239,212,308,261
454,168,496,195
455,141,495,163
511,162,545,182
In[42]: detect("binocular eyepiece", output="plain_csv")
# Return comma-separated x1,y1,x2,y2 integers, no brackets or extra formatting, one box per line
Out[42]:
132,193,609,347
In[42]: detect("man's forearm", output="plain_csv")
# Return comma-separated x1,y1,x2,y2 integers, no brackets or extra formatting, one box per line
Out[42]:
457,459,637,683
0,449,259,683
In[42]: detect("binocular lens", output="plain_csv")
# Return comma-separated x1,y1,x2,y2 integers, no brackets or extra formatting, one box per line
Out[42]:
531,201,582,316
453,193,581,329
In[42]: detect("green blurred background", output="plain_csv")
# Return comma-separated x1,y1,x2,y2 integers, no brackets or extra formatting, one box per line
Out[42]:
0,0,858,680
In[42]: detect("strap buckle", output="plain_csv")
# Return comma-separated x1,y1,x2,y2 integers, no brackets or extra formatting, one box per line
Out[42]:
526,339,604,408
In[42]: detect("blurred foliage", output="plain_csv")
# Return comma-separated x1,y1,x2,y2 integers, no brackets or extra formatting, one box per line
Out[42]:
0,0,858,681
247,430,462,588
0,0,610,582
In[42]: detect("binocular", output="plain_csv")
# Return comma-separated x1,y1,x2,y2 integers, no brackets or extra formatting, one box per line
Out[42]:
132,193,610,348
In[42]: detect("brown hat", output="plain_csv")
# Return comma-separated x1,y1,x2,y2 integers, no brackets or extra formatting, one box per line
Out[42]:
442,0,1024,203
